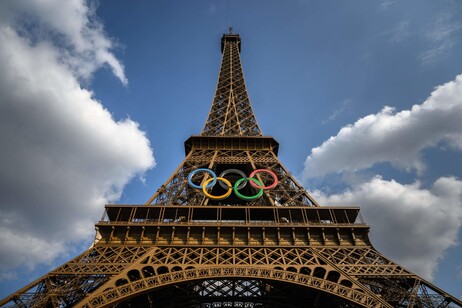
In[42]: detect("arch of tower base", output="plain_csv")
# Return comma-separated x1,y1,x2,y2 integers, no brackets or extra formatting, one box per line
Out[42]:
78,267,386,308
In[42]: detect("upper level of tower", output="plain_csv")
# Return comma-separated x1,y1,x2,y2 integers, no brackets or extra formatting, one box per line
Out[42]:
201,33,262,137
221,33,241,53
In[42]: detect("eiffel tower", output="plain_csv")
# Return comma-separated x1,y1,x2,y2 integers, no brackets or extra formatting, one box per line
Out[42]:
2,31,461,308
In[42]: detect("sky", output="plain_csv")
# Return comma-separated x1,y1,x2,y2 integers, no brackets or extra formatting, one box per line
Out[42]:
1,0,462,300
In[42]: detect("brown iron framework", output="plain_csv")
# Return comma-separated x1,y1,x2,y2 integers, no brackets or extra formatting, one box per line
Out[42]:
1,32,461,308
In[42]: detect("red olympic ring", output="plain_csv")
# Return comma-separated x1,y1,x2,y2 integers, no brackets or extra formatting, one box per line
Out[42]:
249,169,278,189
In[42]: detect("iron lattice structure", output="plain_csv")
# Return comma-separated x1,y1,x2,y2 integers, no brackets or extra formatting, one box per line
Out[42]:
1,32,461,308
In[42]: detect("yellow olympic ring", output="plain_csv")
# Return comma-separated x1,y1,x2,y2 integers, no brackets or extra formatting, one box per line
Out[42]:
202,177,232,200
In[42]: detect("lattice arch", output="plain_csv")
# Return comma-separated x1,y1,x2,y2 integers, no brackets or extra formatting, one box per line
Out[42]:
77,266,391,308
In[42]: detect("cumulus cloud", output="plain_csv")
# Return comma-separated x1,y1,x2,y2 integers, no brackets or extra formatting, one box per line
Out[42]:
303,74,462,280
0,0,154,277
0,0,127,85
303,74,462,179
313,176,462,280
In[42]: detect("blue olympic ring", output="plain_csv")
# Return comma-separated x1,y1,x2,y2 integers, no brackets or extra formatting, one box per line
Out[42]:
187,168,217,189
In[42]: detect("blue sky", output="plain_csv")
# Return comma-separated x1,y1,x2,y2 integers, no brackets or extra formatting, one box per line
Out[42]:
1,0,462,300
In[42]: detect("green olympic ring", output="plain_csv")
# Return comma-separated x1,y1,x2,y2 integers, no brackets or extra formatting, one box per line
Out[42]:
233,178,264,200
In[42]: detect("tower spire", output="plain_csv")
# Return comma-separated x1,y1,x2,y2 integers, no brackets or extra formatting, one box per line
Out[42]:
202,32,262,136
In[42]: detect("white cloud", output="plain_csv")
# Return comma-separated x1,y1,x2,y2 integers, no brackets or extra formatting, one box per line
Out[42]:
323,99,351,124
421,39,454,65
313,176,462,280
303,74,462,179
387,21,411,44
421,11,462,65
379,0,397,11
0,0,127,85
303,74,462,280
0,1,154,276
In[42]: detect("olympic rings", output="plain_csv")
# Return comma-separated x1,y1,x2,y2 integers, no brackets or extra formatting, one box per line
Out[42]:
187,168,278,201
249,169,278,189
